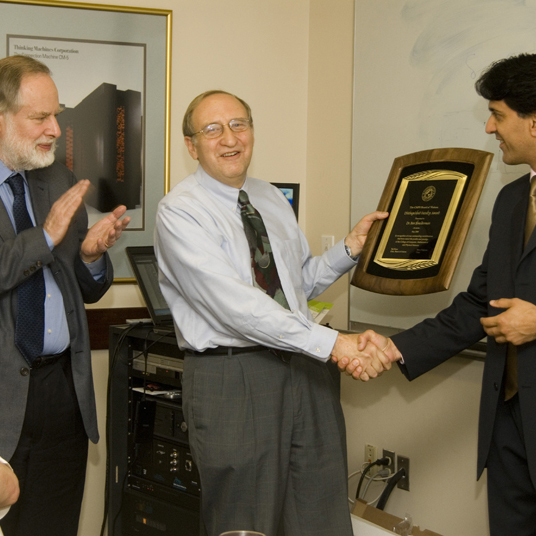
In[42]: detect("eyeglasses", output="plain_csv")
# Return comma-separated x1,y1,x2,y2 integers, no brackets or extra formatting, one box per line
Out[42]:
192,118,251,139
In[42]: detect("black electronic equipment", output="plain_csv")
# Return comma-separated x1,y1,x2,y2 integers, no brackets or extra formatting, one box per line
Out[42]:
126,246,175,333
107,325,200,536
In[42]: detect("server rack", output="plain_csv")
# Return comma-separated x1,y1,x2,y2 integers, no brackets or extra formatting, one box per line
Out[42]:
107,325,201,536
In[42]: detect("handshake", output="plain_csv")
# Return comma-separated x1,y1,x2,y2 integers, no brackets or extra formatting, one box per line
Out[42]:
331,330,402,382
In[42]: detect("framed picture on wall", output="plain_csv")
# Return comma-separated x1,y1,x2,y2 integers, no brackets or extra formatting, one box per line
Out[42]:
0,0,172,281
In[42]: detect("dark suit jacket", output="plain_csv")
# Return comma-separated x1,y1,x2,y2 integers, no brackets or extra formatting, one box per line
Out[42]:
392,173,536,484
0,162,113,460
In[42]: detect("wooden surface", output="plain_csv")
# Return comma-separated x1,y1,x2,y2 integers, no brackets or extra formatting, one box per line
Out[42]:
352,148,493,295
86,307,149,350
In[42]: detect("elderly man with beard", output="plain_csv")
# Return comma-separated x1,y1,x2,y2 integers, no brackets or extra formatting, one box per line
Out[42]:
0,55,130,536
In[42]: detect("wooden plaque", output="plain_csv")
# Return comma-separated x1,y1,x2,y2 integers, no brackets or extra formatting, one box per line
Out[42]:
352,147,493,295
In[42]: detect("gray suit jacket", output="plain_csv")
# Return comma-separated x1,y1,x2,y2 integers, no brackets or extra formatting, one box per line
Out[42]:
392,173,536,484
0,161,113,460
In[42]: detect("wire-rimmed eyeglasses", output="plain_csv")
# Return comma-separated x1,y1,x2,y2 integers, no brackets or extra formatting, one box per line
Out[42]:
192,118,251,139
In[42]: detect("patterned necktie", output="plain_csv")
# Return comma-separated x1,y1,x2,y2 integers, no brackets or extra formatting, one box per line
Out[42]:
6,174,45,364
504,176,536,400
238,190,289,309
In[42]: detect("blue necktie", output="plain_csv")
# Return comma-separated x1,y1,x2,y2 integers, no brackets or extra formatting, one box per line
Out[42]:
6,174,45,364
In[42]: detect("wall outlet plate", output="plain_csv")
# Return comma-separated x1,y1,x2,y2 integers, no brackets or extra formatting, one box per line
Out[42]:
397,455,410,491
365,443,378,475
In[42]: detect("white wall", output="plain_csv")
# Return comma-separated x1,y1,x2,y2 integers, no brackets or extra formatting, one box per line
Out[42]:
80,1,489,535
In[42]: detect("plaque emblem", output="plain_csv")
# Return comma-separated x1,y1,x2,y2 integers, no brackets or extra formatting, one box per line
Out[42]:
422,185,436,202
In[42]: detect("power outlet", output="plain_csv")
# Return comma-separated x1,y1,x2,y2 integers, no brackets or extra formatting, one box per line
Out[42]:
364,443,378,475
397,455,410,491
382,449,396,476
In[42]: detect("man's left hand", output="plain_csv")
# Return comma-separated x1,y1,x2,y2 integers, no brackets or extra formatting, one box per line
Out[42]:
80,205,131,263
481,298,536,345
344,210,389,257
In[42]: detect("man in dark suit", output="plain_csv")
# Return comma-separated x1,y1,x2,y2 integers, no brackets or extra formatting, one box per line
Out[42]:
336,53,536,535
0,55,130,536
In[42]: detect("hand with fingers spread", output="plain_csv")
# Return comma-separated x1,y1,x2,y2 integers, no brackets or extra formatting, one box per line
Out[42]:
81,205,131,263
43,180,90,246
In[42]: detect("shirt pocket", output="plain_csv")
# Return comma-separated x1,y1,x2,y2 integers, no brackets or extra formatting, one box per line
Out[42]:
275,237,303,291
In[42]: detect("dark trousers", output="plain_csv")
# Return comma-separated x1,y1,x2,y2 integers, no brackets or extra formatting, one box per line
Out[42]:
183,350,353,536
487,392,536,536
0,352,89,536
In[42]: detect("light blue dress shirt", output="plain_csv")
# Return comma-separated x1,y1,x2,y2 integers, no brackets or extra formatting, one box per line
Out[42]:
155,166,358,361
0,161,105,355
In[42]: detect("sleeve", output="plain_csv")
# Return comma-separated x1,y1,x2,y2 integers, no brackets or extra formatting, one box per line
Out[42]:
393,257,488,380
0,225,54,296
392,226,493,381
70,192,113,303
155,201,339,360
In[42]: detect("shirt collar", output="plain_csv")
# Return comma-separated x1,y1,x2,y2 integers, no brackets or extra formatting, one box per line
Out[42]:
194,164,250,212
0,160,26,186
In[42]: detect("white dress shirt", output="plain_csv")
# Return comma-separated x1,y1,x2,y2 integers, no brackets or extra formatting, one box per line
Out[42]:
155,166,358,361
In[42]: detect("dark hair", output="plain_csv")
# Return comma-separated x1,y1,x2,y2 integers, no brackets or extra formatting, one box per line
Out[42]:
475,53,536,117
0,55,51,114
182,90,253,137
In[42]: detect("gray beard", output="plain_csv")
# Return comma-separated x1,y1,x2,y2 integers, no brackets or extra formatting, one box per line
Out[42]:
1,140,57,171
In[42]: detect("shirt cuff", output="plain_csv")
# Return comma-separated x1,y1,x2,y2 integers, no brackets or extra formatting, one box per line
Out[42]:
327,239,359,272
43,228,54,250
302,322,339,361
85,254,107,281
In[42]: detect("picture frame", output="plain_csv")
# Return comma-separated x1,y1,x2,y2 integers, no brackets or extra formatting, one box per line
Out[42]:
351,147,493,295
0,0,172,281
271,182,300,221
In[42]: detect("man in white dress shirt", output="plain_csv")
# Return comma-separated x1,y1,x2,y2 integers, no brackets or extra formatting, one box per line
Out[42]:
155,90,390,536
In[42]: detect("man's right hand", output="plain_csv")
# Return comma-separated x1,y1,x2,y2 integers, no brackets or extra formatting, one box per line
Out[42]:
331,332,392,381
43,180,90,246
357,330,402,364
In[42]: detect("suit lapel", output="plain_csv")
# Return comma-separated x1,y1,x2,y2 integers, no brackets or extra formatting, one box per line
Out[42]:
0,191,15,241
26,169,50,226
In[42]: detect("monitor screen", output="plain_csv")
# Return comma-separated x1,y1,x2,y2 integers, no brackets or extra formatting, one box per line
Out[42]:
271,182,300,220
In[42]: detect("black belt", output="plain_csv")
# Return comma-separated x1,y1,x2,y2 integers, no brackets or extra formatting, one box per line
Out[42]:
187,346,294,362
188,345,265,357
31,348,70,369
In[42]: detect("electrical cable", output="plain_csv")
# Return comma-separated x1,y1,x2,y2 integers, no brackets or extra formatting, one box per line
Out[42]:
355,456,390,500
362,468,390,503
347,464,368,505
375,468,406,511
